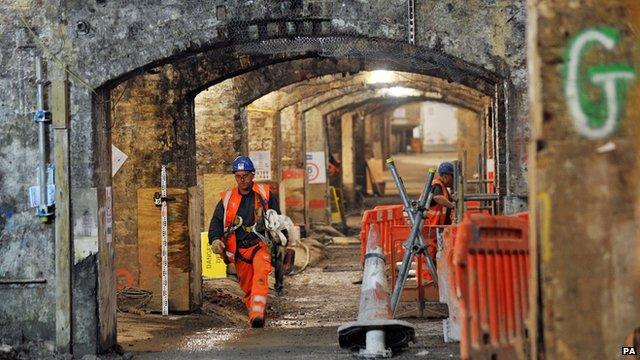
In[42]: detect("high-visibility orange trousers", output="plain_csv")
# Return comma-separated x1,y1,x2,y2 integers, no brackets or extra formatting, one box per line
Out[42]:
235,243,272,323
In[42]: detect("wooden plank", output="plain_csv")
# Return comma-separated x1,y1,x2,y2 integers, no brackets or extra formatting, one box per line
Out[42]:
366,158,384,194
203,173,235,229
372,141,383,159
137,187,190,311
366,158,383,183
188,186,202,311
94,89,117,351
53,76,71,353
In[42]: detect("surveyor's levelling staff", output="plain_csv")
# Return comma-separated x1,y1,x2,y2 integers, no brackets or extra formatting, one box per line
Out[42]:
208,156,282,328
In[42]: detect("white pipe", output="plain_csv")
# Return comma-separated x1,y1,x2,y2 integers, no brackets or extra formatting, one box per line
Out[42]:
359,329,391,358
365,330,385,353
35,56,49,216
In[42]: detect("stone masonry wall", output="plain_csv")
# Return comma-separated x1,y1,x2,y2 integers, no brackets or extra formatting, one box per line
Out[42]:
0,0,526,353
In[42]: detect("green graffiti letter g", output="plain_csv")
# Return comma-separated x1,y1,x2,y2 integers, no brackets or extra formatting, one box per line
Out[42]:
564,27,635,139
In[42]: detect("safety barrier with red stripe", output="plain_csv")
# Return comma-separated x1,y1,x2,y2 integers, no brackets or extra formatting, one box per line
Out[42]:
389,224,446,304
360,205,443,305
453,213,530,359
359,205,405,265
359,206,531,358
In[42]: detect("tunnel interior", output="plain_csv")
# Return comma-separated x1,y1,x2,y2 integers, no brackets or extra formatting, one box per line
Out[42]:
103,35,504,348
0,0,640,359
6,2,639,358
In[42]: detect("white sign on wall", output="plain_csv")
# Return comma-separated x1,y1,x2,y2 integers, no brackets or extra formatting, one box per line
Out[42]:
112,145,128,176
249,150,272,181
306,151,326,184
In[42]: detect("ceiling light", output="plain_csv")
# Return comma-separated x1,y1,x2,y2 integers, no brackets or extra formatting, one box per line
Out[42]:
367,70,394,84
385,86,422,97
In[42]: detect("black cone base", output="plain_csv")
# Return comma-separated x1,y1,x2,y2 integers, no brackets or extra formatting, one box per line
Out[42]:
337,319,415,353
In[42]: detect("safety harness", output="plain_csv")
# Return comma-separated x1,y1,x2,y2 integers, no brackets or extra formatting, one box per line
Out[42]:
221,184,270,264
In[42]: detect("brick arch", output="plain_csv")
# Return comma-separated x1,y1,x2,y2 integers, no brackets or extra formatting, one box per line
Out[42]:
75,0,410,87
102,35,502,98
109,47,503,186
253,72,490,114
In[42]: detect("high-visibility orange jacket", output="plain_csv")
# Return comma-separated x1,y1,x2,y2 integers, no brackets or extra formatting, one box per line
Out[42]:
427,177,452,226
220,183,273,324
220,183,270,263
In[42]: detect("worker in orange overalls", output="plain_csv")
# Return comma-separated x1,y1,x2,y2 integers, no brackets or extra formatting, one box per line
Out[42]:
424,162,456,261
208,156,281,328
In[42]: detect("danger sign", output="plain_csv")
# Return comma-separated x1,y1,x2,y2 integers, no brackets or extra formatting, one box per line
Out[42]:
306,151,326,184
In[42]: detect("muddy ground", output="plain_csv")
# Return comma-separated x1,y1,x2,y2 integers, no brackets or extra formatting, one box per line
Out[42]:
117,242,459,359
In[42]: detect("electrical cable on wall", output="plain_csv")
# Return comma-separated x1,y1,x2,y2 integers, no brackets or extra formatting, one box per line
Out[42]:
17,7,135,113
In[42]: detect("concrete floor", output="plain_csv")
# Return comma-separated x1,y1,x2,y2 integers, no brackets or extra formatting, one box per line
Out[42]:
119,243,459,359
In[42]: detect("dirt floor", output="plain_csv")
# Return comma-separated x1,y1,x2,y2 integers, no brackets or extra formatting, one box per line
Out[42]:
116,237,459,359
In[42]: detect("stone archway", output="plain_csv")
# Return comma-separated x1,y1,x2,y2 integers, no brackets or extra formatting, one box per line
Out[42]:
90,34,510,354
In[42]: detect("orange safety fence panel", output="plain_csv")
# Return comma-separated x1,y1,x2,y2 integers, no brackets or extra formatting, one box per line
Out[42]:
389,224,447,304
464,200,491,215
359,205,405,265
512,211,529,222
453,213,529,360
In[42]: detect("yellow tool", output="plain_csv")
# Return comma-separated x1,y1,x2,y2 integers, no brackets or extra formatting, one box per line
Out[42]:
330,186,342,223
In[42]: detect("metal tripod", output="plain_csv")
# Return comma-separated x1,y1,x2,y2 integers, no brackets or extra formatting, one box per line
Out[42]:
387,159,438,316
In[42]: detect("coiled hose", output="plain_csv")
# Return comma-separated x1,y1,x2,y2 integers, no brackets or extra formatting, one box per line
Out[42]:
289,240,311,275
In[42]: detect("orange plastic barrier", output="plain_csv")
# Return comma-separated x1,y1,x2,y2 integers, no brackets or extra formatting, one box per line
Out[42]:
512,211,529,222
359,205,405,265
464,200,491,215
389,224,446,304
453,213,529,359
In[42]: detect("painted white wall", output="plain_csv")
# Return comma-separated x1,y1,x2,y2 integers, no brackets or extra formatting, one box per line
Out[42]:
420,102,458,145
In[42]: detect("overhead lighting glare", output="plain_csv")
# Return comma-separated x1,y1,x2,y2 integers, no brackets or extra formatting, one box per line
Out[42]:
367,70,394,84
385,86,422,97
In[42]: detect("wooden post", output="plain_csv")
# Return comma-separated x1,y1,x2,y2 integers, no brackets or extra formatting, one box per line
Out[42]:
188,186,202,311
53,70,71,353
94,88,117,351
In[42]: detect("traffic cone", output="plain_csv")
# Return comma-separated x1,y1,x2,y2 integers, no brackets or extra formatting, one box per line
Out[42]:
338,224,415,358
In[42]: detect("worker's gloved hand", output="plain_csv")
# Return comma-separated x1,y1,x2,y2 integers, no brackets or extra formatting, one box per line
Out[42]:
210,239,225,255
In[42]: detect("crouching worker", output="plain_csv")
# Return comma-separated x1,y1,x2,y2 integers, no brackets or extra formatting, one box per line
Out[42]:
423,161,456,262
208,155,282,328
